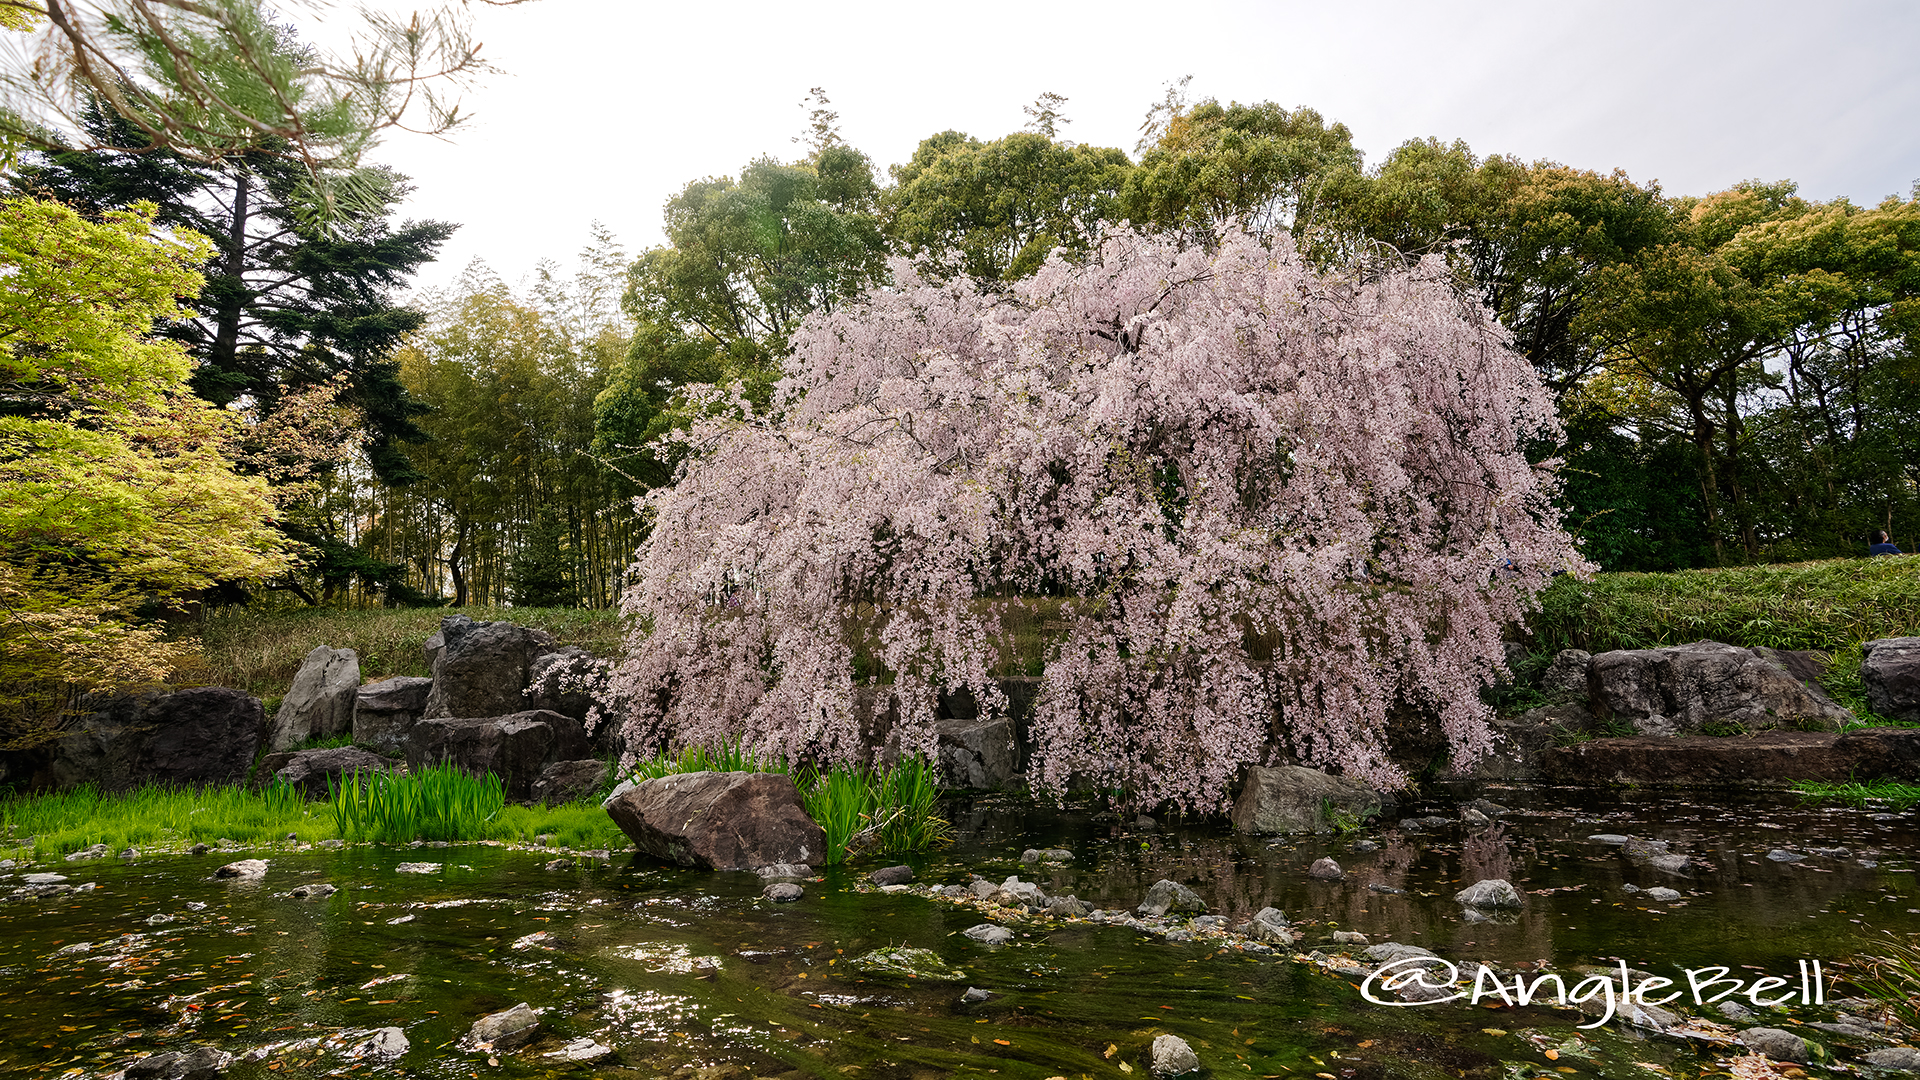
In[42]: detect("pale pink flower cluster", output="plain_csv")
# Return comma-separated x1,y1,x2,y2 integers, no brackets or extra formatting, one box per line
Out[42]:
614,232,1585,808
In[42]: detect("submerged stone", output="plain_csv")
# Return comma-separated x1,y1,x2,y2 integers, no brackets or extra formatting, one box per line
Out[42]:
851,946,965,981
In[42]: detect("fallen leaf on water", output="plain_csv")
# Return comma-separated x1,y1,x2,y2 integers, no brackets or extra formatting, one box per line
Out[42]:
1545,1050,1560,1061
1119,1064,1133,1075
994,1039,1010,1046
1481,1029,1507,1037
1105,1044,1118,1059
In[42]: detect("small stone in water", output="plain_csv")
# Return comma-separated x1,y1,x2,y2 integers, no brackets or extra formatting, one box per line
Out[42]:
544,859,573,871
964,923,1014,945
543,1037,611,1062
22,873,66,885
214,859,267,879
1766,849,1804,862
764,882,804,902
351,1027,408,1058
1351,839,1380,852
1151,1033,1202,1077
466,1002,540,1051
869,865,914,886
189,843,210,856
1455,879,1522,909
1588,834,1632,845
961,986,992,1003
1307,857,1343,881
395,862,439,874
289,883,337,900
1368,883,1404,895
1643,887,1682,902
1332,930,1369,945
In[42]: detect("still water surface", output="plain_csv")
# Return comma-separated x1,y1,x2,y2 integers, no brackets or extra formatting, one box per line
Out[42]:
1,785,1914,1079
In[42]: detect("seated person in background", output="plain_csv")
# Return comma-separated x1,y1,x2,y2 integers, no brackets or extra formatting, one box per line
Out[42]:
1868,530,1904,556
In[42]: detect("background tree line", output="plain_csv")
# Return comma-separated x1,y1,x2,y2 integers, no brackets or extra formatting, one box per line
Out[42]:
12,81,1919,638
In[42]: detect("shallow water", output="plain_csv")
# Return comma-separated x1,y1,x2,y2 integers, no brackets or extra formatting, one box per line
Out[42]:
2,785,1915,1079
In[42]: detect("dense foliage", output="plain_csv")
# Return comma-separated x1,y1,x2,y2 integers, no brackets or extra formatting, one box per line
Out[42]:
613,233,1583,801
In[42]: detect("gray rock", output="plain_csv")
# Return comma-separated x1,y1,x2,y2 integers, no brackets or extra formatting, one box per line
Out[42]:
1150,1033,1202,1077
1767,849,1805,862
936,712,1022,791
1363,942,1443,966
349,1027,408,1058
606,771,826,869
1247,906,1292,944
1455,879,1523,909
1368,883,1405,895
851,946,965,981
1231,765,1382,834
1589,834,1632,844
523,646,599,720
1462,808,1491,825
1741,1027,1812,1063
961,986,992,1003
1643,887,1682,902
757,863,812,881
268,645,361,752
423,616,558,721
1646,853,1692,874
1863,637,1920,723
870,865,915,886
467,1002,540,1051
969,879,999,900
1136,878,1206,917
1020,847,1074,863
530,759,608,806
257,747,392,799
1332,930,1369,945
288,882,336,900
406,710,589,801
1861,1047,1920,1072
352,676,433,755
66,842,111,862
543,859,573,871
125,1046,232,1080
999,876,1049,909
1589,640,1853,736
541,1038,612,1063
763,882,804,902
43,687,264,793
189,843,210,856
1046,894,1090,918
964,923,1014,945
1542,649,1593,702
600,778,636,808
1718,1000,1756,1021
1621,837,1671,858
214,859,267,879
1307,857,1344,881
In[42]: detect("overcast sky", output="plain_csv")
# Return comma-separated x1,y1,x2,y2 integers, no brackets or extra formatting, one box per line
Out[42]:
365,0,1920,295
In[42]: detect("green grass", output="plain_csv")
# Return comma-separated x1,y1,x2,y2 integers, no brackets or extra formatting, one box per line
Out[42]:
0,766,628,863
0,780,331,862
628,744,951,864
1528,557,1920,712
1791,778,1920,810
187,604,625,699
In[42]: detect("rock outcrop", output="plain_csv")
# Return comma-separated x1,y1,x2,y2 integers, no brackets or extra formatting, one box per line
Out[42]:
1588,641,1851,735
406,710,589,800
1544,727,1920,784
423,615,557,720
41,687,263,792
1862,637,1920,723
352,676,433,755
268,645,361,751
256,746,394,799
1231,765,1382,834
529,759,608,806
605,771,826,869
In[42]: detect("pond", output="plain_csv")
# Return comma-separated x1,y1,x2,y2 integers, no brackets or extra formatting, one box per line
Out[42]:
2,785,1915,1079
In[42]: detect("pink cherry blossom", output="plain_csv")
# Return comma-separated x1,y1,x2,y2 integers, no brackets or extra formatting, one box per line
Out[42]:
613,231,1586,810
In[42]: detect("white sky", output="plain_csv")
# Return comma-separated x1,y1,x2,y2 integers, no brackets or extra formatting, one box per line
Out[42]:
362,0,1920,296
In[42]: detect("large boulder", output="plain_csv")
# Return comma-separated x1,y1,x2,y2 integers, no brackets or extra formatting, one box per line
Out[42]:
1589,641,1852,736
406,710,589,800
41,687,263,792
1540,649,1593,702
1231,765,1382,834
352,676,433,755
267,646,360,751
936,714,1022,790
523,647,598,720
1862,637,1920,723
257,747,394,799
605,771,826,869
422,615,557,720
530,759,608,806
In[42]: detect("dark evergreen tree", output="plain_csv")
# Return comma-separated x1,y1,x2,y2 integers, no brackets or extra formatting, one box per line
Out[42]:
15,102,451,482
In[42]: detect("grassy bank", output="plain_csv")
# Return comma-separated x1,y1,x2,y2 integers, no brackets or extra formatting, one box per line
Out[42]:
188,604,626,701
0,773,628,864
1527,557,1920,707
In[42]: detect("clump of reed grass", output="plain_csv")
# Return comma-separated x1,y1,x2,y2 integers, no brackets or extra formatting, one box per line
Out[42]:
1791,778,1920,810
329,762,506,843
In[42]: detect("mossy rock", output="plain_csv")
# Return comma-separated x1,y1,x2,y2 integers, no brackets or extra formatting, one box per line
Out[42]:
850,946,964,981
